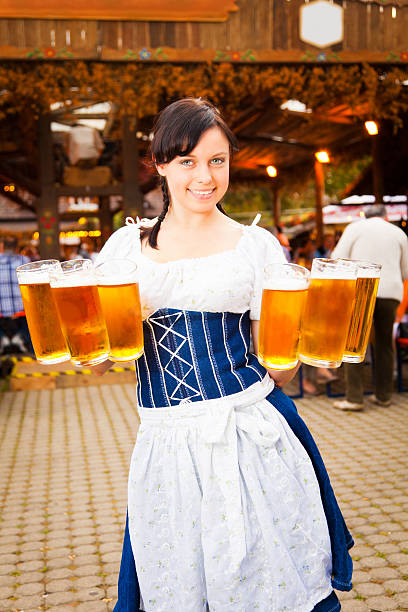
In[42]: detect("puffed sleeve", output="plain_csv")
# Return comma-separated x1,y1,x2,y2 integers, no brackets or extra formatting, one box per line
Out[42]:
95,225,141,267
247,225,287,320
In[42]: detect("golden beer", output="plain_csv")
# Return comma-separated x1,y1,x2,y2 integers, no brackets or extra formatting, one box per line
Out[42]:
17,260,70,364
343,261,381,363
258,263,310,370
259,288,308,369
299,259,358,368
98,282,144,361
49,259,110,367
51,284,109,366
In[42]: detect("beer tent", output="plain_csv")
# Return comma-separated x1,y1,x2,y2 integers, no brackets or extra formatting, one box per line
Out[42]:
0,0,408,257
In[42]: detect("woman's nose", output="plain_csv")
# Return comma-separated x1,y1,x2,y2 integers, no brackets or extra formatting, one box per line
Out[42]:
194,163,213,183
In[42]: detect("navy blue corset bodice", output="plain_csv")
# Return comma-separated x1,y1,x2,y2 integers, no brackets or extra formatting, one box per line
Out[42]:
135,309,266,408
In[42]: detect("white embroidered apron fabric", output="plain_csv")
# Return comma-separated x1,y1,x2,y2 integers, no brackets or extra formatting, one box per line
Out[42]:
128,376,333,612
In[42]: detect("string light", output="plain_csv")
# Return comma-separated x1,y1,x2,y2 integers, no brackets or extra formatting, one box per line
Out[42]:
266,165,278,177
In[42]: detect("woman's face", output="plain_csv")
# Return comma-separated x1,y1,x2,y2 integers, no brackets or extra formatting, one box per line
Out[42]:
156,126,230,216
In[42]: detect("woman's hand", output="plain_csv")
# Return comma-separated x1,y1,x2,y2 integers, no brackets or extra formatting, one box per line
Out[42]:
90,359,114,376
250,320,300,387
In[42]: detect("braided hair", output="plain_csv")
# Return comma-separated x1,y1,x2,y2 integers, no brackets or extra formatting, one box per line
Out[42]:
140,98,238,249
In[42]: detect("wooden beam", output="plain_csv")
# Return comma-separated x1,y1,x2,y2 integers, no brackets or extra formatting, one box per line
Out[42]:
0,188,36,213
56,185,123,196
0,162,41,196
1,46,408,64
371,133,384,203
122,115,143,221
314,160,324,248
99,196,113,246
38,115,60,260
243,134,315,150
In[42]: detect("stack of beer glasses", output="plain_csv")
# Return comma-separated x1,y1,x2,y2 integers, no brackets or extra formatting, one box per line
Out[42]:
342,260,381,363
258,263,310,370
298,258,358,368
96,259,144,362
16,260,70,364
48,259,110,367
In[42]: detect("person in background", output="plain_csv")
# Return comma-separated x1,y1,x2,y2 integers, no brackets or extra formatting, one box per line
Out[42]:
315,233,335,259
0,236,33,353
276,224,292,262
332,204,408,410
293,235,316,270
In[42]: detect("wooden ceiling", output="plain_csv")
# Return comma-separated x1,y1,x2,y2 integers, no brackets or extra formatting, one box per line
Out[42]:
229,101,370,182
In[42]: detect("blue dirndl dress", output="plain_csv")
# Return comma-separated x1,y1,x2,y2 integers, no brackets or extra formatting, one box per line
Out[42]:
113,309,352,612
96,221,353,612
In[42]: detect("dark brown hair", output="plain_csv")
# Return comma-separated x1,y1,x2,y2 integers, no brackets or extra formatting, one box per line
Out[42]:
141,98,238,249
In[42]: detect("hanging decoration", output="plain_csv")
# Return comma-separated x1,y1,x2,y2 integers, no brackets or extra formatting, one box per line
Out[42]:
299,0,344,48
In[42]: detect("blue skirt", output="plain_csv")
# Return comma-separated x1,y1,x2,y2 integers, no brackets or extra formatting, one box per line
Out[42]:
114,387,352,611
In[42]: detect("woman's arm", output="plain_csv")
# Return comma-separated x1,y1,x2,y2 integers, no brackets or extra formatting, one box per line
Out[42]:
251,320,300,387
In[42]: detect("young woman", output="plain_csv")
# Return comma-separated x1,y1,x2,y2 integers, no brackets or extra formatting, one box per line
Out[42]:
95,98,353,611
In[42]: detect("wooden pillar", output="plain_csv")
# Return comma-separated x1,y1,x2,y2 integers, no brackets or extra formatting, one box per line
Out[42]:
122,115,144,221
38,115,59,260
371,133,384,203
99,196,113,246
314,160,324,248
272,183,281,228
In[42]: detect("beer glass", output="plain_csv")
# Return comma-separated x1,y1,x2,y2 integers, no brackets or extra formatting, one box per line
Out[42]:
299,258,358,368
95,259,144,362
258,263,310,370
49,259,110,366
16,260,70,364
342,260,381,363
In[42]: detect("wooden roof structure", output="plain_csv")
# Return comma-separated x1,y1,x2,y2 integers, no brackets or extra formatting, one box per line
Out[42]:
0,0,408,257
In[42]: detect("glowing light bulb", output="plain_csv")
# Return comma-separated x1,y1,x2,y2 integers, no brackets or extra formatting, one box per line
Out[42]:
365,120,379,136
315,150,330,163
266,165,278,177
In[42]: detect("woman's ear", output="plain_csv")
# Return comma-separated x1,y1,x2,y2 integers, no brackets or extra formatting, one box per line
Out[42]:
156,163,166,177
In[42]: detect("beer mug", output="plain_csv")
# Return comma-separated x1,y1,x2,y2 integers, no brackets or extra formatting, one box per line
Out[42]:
95,259,144,362
258,263,310,370
49,259,110,367
16,260,70,364
342,260,381,363
299,258,358,368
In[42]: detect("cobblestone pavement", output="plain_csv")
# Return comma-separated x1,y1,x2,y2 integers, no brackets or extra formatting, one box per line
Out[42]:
0,384,407,612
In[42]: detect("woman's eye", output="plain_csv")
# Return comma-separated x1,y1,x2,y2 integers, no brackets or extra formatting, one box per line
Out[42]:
180,159,193,166
211,158,225,165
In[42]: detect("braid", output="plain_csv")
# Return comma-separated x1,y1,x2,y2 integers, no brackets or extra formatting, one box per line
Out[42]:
147,177,171,248
216,202,229,217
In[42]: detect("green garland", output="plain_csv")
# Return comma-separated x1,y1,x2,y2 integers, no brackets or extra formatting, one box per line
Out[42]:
1,61,407,127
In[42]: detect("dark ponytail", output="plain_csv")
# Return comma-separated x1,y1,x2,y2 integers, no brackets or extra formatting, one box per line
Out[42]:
140,98,238,249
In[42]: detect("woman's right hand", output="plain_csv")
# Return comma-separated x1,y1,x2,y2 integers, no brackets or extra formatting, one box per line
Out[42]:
91,359,114,376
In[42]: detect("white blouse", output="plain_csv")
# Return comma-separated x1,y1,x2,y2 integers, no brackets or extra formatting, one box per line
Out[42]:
96,220,286,320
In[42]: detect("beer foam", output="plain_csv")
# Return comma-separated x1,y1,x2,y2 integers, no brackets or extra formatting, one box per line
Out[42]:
96,275,138,286
357,268,381,279
49,276,97,288
17,270,51,284
311,270,356,280
263,278,309,291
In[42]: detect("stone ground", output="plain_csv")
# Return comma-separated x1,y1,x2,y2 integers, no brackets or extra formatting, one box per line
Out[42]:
0,382,407,612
